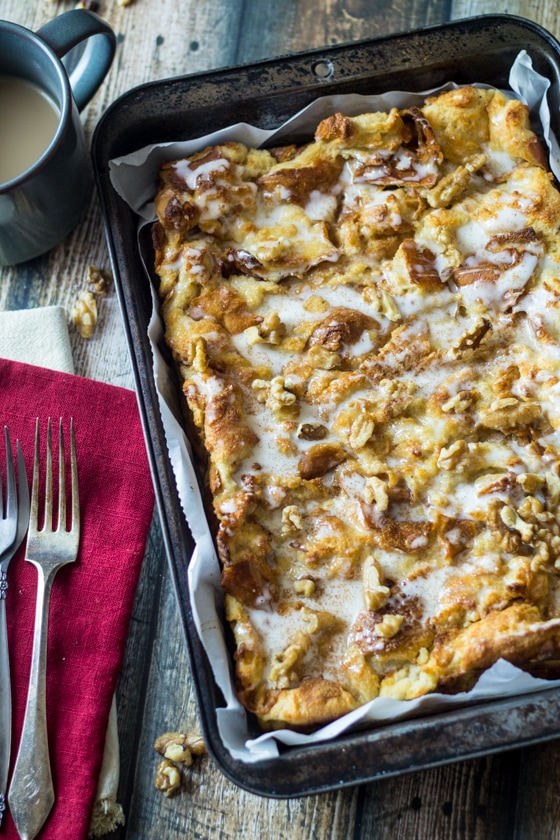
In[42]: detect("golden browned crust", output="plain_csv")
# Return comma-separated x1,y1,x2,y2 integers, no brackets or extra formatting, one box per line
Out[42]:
152,86,560,730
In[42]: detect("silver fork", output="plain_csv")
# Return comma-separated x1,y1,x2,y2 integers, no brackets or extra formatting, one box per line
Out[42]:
8,418,80,840
0,428,29,829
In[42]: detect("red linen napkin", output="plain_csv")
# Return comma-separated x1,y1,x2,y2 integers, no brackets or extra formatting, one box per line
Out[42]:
0,358,155,839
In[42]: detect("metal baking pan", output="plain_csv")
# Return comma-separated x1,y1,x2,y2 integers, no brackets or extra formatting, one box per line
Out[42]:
92,14,560,797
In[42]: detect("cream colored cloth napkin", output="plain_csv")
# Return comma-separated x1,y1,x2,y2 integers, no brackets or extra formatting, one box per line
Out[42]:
0,306,75,373
0,306,125,837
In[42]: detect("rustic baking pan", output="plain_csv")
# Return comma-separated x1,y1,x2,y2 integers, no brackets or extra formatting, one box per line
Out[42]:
92,14,560,797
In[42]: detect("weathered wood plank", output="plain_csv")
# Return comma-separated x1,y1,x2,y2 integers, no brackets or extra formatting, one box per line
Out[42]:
234,0,450,61
356,753,520,840
513,742,560,840
451,0,560,41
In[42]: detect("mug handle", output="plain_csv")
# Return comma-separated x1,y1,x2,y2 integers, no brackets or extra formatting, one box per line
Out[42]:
37,9,116,112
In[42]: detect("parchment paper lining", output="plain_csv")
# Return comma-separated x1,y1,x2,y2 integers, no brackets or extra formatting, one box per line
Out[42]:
109,52,560,763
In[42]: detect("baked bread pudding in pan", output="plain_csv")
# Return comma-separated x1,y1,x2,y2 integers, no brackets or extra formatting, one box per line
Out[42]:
152,86,560,730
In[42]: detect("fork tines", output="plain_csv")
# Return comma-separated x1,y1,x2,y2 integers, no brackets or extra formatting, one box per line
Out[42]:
32,417,79,536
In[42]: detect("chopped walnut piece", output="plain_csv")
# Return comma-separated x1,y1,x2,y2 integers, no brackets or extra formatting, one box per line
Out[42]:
479,397,540,430
348,414,375,450
375,614,404,638
362,286,401,321
245,312,286,345
87,263,112,296
545,471,560,510
364,476,389,512
297,422,328,441
252,376,296,412
362,555,390,610
441,390,473,414
154,759,181,797
517,473,545,494
500,505,534,543
153,731,207,797
72,291,97,338
269,631,310,688
188,337,210,373
437,439,468,471
294,577,316,597
154,731,207,765
306,344,341,370
281,504,302,534
487,499,521,552
301,606,338,634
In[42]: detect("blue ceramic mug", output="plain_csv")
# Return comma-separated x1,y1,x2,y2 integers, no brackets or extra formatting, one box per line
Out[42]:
0,11,116,265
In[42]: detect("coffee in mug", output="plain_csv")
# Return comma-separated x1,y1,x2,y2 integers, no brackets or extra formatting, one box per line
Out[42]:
0,76,60,184
0,11,116,266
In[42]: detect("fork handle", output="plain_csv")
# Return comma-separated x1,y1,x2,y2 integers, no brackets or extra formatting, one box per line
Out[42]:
8,563,59,840
0,593,11,827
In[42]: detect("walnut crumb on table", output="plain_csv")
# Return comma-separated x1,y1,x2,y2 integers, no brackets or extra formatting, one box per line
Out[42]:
154,732,207,797
72,264,113,338
154,760,181,798
71,290,97,338
87,264,112,296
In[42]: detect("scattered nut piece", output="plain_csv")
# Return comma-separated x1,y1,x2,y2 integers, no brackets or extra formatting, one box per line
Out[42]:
297,422,327,441
517,472,545,494
154,731,207,763
154,759,181,797
500,505,534,543
153,731,206,797
362,555,390,610
281,504,302,534
364,476,389,512
87,263,112,296
348,414,375,450
545,471,560,510
375,614,404,638
187,336,209,373
72,290,97,338
253,377,297,412
269,631,310,688
294,577,316,597
437,439,468,471
301,606,337,634
441,390,473,414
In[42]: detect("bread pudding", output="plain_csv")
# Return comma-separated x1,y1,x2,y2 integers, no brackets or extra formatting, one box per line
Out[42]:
151,85,560,730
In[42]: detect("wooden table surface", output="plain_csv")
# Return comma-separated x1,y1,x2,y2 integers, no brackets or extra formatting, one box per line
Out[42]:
3,0,560,838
